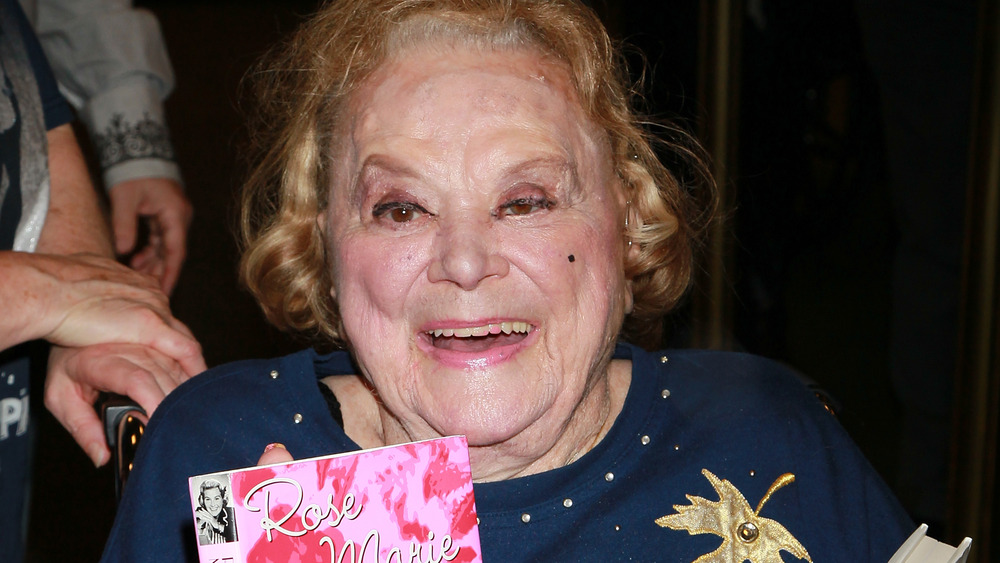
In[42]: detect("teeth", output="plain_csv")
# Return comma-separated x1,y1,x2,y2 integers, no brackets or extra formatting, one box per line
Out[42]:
429,322,530,338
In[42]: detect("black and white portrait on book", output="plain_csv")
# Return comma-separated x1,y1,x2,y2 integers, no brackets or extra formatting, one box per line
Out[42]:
191,474,238,546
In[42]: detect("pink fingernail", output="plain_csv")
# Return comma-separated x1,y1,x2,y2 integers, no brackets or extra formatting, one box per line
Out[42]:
263,442,286,453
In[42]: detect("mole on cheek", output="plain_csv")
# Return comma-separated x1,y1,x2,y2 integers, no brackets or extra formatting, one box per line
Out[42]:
568,254,576,263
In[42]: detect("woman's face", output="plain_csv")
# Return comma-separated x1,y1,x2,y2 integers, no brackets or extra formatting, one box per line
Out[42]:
203,487,223,517
323,44,631,460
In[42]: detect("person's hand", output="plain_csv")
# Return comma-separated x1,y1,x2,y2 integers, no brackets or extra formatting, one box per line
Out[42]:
46,342,200,467
195,506,222,534
109,177,193,295
11,252,207,466
2,252,204,363
258,442,294,466
32,254,203,368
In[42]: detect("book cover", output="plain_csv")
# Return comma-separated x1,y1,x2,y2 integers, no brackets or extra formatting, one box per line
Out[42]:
188,435,482,563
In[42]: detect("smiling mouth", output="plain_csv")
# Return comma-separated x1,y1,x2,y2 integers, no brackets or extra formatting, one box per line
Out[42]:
426,321,533,352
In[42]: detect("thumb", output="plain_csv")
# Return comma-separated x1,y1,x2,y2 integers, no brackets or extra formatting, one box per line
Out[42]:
258,443,293,466
44,374,109,466
110,186,140,255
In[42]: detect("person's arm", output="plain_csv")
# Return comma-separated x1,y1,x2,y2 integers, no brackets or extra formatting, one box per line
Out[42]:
33,124,205,465
31,0,192,293
34,123,111,255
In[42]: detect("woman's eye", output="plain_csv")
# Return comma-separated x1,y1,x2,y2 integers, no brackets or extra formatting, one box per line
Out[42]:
499,197,553,217
372,202,427,223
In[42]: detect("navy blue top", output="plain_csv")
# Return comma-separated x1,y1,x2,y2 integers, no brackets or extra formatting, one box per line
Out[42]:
101,343,913,562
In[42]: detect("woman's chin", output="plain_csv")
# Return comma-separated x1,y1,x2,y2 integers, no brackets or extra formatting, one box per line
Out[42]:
423,402,539,448
455,427,524,448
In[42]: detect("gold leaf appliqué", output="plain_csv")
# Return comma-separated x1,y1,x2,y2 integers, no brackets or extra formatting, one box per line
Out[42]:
656,468,812,563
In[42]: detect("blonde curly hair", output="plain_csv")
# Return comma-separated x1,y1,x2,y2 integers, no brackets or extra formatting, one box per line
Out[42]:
240,0,716,348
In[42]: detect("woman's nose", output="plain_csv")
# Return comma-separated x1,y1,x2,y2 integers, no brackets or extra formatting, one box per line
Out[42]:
427,218,509,289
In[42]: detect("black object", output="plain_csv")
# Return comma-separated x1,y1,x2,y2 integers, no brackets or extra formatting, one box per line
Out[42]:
101,396,146,501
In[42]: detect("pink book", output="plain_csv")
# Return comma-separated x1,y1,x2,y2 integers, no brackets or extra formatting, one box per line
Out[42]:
188,435,482,563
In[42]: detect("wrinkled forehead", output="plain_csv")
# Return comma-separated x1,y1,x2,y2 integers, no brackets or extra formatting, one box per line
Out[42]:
328,40,609,189
371,47,575,120
359,35,581,115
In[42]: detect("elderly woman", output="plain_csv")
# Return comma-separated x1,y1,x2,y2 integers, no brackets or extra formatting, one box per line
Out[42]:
101,0,913,560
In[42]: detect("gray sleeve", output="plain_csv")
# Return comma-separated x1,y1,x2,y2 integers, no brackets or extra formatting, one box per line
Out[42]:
25,0,182,188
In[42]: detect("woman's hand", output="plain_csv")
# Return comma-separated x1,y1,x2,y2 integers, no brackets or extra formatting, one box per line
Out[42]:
258,443,294,466
195,506,223,534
